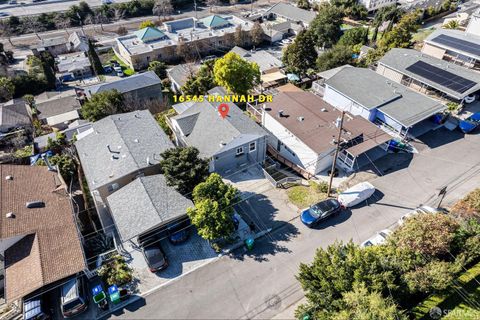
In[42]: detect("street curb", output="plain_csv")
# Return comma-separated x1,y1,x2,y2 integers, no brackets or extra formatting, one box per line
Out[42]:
95,256,219,320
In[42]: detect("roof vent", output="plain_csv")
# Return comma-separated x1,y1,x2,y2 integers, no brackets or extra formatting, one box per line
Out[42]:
6,212,15,219
219,142,227,147
5,175,13,180
111,154,119,160
147,157,152,165
320,108,327,112
26,201,45,209
278,110,284,117
297,116,304,122
134,139,139,143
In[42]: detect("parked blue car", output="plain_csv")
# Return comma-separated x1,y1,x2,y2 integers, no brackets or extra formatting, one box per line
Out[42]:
167,217,191,244
301,198,341,227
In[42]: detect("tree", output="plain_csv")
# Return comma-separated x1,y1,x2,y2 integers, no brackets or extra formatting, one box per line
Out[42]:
81,89,125,121
297,0,310,10
389,214,460,257
377,11,419,49
187,173,239,240
39,52,56,90
308,3,344,48
159,147,209,195
0,77,14,102
234,25,245,47
182,61,216,95
282,30,317,76
403,261,456,294
116,26,128,36
22,16,43,39
250,22,263,48
148,61,167,79
139,20,155,29
329,284,407,320
206,0,221,12
316,45,353,72
153,0,174,19
213,52,260,95
87,39,104,76
443,19,459,29
330,0,367,20
338,27,368,46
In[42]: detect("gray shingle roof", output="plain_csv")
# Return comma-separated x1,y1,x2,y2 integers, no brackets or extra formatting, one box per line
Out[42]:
326,67,445,127
230,46,283,72
167,63,200,88
170,87,267,158
378,48,480,100
265,3,316,24
75,110,174,189
85,71,161,96
35,95,81,120
0,99,31,131
107,174,193,242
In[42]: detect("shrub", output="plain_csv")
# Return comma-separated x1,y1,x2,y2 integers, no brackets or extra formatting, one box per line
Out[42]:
98,255,133,286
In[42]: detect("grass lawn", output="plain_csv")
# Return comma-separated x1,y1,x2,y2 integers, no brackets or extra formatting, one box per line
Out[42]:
412,27,436,44
287,182,328,209
100,49,135,76
412,262,480,320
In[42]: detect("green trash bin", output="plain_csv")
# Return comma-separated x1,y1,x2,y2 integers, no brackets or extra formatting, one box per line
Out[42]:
245,238,254,250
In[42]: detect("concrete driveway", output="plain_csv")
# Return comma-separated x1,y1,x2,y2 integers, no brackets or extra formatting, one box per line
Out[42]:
109,127,480,320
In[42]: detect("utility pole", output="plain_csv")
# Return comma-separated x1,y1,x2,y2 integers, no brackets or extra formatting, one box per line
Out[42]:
437,186,447,209
327,111,345,198
194,0,198,19
251,0,254,14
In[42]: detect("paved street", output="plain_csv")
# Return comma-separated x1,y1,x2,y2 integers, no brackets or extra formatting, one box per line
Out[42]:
107,127,480,319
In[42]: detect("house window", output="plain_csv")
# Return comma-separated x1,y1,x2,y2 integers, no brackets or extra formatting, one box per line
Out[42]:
249,142,256,152
236,147,244,156
108,183,119,192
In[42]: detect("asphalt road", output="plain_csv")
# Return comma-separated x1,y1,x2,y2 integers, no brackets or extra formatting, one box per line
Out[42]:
107,127,480,319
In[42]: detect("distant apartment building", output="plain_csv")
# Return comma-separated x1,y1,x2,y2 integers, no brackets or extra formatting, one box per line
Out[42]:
358,0,396,12
115,15,253,70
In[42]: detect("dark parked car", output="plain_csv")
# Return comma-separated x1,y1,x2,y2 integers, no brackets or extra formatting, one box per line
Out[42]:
167,218,191,244
300,198,341,227
139,235,168,272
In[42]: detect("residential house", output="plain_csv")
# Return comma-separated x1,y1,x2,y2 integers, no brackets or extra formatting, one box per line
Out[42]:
35,94,82,129
377,48,480,103
35,120,92,150
358,0,396,12
0,165,86,303
115,15,253,70
0,99,32,133
311,65,353,96
262,85,392,176
167,62,201,93
169,87,268,174
107,174,192,245
75,110,174,231
323,67,446,138
56,52,92,81
230,46,286,86
30,32,89,57
262,3,316,27
421,28,480,69
466,9,480,36
31,36,70,57
82,71,163,107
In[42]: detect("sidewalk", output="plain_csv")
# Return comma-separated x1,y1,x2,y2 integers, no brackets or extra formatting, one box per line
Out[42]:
272,297,306,320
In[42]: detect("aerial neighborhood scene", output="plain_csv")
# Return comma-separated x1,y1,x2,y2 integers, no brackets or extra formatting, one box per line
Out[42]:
1,0,480,319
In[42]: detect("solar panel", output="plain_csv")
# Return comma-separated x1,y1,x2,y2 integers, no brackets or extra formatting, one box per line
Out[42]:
432,34,480,57
405,61,476,94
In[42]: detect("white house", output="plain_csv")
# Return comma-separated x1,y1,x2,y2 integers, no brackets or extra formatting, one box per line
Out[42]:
262,85,392,175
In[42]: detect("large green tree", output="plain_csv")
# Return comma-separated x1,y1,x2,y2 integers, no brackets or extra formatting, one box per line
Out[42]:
81,89,125,121
250,21,264,47
87,39,105,76
187,173,239,240
308,3,344,48
316,45,353,72
159,146,209,195
338,27,368,46
213,52,260,95
282,30,318,76
330,0,367,20
377,11,420,49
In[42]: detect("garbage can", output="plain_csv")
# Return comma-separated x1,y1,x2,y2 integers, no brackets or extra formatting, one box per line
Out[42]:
245,238,254,250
